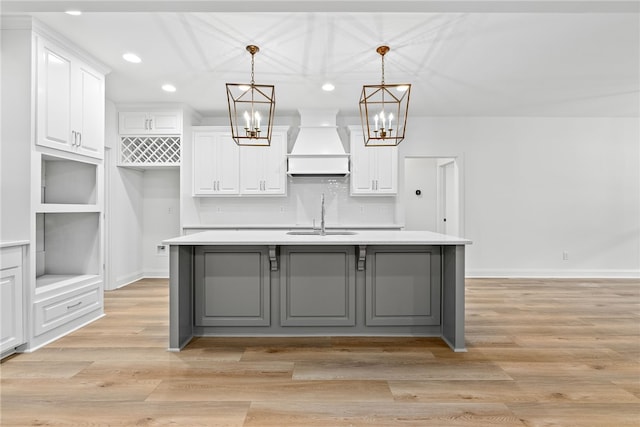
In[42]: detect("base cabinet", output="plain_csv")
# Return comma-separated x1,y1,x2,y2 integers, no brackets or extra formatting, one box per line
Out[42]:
1,246,26,357
194,246,270,326
191,245,440,332
280,246,356,326
366,246,441,326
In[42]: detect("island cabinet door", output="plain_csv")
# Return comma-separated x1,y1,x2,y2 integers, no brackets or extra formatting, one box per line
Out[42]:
280,246,356,326
365,246,441,326
194,246,270,326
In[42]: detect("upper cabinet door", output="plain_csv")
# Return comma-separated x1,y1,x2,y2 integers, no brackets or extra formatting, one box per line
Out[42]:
118,112,182,135
239,130,287,196
118,112,149,134
36,38,73,152
192,130,239,196
36,36,105,160
74,64,105,158
349,127,398,195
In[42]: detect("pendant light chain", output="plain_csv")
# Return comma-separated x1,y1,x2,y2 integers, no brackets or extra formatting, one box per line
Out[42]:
381,53,385,85
250,52,255,85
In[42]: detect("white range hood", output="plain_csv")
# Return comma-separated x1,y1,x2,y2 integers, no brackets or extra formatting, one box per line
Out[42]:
287,109,350,177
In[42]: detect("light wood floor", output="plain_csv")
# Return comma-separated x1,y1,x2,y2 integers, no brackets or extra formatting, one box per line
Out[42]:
1,278,639,426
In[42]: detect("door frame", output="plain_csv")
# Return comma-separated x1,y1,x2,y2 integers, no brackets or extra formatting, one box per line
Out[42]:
401,155,465,237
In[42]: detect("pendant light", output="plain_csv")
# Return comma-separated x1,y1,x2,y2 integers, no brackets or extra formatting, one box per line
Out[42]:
226,45,276,146
359,46,411,146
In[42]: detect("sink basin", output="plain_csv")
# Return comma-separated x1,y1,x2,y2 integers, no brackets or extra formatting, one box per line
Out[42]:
287,230,357,236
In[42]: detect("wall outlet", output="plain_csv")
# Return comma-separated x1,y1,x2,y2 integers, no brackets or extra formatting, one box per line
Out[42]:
562,251,569,261
280,206,286,213
157,244,167,256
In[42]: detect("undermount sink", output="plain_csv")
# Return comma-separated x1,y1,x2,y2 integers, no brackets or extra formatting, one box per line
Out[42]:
287,230,357,236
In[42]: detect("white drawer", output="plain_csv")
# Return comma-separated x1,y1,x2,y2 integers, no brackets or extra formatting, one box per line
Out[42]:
34,281,101,336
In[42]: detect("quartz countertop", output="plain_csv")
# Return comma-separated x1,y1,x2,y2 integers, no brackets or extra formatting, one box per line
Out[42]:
164,229,471,246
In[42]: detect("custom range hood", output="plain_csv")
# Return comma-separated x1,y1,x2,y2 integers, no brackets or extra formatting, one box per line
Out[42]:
287,109,350,176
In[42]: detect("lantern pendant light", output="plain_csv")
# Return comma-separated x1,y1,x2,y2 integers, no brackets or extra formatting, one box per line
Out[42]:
359,46,411,146
226,45,276,146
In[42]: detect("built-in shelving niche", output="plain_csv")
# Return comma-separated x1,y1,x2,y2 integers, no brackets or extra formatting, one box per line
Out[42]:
41,155,97,205
35,212,100,291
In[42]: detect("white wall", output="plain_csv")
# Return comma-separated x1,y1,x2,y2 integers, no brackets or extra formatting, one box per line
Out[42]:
141,169,180,277
181,115,639,277
105,100,144,288
0,28,32,242
404,158,438,231
398,116,640,277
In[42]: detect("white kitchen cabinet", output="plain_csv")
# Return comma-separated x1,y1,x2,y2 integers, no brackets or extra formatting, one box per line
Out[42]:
239,130,288,195
349,127,398,195
192,128,240,196
36,35,105,159
119,111,182,135
1,246,26,357
3,21,107,352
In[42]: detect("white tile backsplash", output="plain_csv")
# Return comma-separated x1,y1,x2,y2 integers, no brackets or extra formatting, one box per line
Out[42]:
194,177,397,227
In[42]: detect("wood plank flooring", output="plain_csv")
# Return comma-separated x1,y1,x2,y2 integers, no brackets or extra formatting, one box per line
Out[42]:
1,277,639,426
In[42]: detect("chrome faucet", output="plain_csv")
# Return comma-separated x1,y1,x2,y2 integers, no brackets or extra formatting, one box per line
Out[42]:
320,193,326,235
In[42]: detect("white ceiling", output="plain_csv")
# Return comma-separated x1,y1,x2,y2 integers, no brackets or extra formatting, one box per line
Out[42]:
4,1,639,117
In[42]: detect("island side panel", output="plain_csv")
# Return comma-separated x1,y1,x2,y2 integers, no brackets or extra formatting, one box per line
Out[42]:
169,245,194,351
441,244,466,351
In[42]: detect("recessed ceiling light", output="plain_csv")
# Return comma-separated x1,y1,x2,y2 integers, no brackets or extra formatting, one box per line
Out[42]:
65,10,82,16
396,85,410,92
162,84,177,93
322,83,335,92
122,53,142,64
238,85,251,92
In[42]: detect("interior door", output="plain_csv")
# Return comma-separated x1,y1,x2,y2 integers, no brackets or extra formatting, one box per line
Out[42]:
404,157,461,235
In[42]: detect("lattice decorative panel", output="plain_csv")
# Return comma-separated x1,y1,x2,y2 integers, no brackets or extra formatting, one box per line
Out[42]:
119,136,181,166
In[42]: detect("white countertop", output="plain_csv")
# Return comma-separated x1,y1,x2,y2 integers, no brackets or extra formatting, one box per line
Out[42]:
164,229,471,246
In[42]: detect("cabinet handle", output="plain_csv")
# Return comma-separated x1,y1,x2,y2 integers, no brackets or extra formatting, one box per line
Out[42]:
144,119,148,130
78,132,82,147
71,131,76,146
67,301,82,310
149,118,153,130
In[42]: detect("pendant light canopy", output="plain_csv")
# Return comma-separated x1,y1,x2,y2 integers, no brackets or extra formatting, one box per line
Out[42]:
359,46,411,146
226,45,276,146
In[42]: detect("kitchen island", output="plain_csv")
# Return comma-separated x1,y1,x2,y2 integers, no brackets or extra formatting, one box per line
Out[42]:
164,229,471,352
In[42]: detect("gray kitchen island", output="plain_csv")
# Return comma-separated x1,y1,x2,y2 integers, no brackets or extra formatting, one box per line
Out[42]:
164,229,471,352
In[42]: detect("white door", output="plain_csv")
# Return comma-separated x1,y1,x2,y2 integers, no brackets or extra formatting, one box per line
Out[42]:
119,112,150,134
193,133,217,195
239,145,264,194
214,133,240,194
374,146,398,193
75,65,104,159
442,161,459,236
351,135,376,193
37,39,73,151
262,132,286,194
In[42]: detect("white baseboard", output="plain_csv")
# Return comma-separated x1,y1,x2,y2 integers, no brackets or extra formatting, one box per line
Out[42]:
466,269,640,279
114,271,145,289
143,270,169,279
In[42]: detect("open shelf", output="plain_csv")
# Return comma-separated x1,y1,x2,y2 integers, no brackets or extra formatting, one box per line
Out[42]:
41,154,97,205
35,212,100,290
